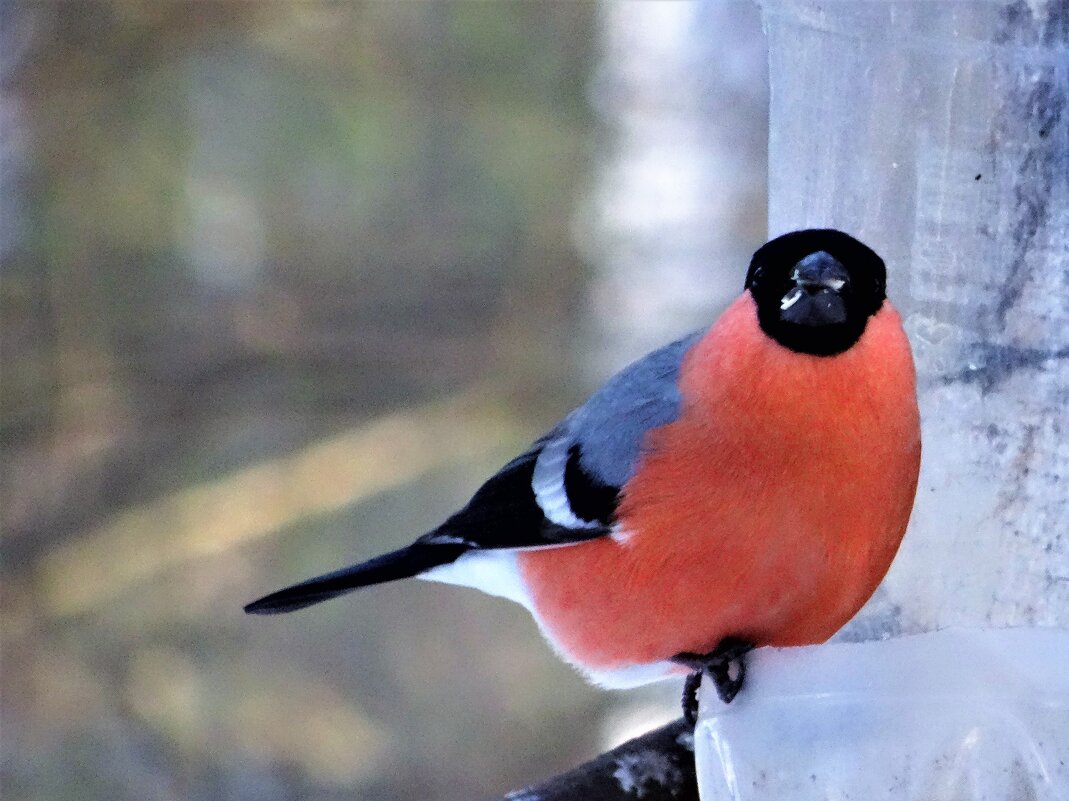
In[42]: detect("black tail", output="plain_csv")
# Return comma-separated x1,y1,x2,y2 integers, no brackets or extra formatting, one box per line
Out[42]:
244,542,468,615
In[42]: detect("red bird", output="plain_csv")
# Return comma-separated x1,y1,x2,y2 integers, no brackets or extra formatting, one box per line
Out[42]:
246,229,922,722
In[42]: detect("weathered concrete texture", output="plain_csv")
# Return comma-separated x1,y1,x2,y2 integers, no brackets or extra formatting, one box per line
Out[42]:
764,0,1069,639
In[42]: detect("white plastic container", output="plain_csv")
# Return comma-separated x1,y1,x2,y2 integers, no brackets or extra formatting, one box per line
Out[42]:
695,629,1069,800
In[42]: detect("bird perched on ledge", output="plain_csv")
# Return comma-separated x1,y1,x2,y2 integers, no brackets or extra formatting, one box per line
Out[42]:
246,229,922,724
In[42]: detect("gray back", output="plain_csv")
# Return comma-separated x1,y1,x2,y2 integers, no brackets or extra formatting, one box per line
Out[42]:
562,330,703,489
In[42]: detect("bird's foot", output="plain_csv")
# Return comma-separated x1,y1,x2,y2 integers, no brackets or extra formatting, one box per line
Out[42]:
680,670,703,726
673,637,754,726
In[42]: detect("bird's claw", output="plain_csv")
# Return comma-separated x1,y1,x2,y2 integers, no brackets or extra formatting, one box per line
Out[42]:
681,671,703,726
675,637,754,726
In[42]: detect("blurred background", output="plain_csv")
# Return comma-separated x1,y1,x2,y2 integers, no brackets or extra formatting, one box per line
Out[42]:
0,3,766,799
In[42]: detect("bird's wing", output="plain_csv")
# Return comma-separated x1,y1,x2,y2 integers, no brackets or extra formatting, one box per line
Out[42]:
244,330,703,614
422,329,704,551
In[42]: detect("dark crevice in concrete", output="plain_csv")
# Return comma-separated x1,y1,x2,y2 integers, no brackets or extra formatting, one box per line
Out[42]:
942,343,1069,394
991,1,1068,331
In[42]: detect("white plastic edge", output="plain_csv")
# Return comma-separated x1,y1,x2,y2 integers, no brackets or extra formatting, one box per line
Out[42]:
695,627,1069,800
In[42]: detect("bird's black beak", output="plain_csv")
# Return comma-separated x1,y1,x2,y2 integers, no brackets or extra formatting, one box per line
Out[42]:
778,251,851,327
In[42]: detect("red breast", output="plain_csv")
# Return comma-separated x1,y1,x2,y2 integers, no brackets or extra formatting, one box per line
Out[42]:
517,294,921,670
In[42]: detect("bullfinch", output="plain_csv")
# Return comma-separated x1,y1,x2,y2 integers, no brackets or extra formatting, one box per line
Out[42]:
246,229,922,723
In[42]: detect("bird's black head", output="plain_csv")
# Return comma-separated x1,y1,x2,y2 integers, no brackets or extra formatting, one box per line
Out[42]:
745,229,887,357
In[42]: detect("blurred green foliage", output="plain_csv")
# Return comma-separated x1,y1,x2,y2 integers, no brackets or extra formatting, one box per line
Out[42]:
1,4,608,800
